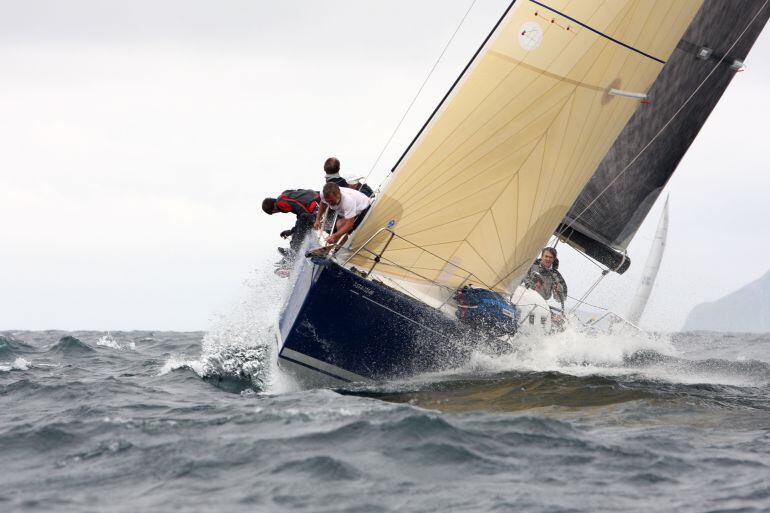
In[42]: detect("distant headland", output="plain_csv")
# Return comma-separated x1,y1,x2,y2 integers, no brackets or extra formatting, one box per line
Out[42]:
683,270,770,333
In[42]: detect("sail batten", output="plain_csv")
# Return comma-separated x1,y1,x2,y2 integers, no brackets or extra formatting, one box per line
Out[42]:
346,0,702,293
529,0,669,64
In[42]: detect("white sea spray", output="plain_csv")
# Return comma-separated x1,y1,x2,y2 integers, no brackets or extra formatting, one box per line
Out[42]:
158,252,300,392
97,333,137,351
0,357,31,372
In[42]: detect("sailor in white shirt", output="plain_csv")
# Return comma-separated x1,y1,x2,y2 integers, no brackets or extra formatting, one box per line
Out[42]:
314,183,373,245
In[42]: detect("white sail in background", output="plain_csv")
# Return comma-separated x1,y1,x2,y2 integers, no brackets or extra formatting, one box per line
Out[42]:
626,196,669,325
346,0,702,297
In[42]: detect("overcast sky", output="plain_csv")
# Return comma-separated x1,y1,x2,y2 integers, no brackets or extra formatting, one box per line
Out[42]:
1,0,768,331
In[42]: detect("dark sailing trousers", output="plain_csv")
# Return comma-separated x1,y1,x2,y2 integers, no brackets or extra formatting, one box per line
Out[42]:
290,212,315,253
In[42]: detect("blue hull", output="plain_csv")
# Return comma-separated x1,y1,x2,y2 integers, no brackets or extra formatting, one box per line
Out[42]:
277,256,470,385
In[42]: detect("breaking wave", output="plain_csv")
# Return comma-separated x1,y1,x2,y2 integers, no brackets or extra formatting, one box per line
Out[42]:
158,254,300,394
0,357,31,372
96,333,136,351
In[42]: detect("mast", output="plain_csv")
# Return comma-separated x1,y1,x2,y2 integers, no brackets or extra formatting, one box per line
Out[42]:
626,196,669,325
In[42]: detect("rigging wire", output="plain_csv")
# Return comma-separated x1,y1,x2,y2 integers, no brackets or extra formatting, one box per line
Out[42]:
555,0,769,243
568,270,609,315
565,294,609,312
363,0,478,187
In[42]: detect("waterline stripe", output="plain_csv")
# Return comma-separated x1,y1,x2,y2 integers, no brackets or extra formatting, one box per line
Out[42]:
280,347,368,382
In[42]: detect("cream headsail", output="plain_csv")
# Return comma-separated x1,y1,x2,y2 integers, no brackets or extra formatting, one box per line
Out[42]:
346,0,702,295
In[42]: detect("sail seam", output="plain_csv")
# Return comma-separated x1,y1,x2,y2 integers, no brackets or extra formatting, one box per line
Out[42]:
394,136,541,224
389,58,540,203
529,0,666,64
394,95,567,224
438,134,549,285
487,52,606,92
489,209,507,272
521,135,548,264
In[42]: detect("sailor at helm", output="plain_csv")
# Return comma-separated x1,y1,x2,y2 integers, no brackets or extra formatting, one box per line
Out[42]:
525,247,568,304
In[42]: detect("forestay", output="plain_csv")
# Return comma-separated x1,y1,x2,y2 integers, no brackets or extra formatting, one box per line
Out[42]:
346,0,702,295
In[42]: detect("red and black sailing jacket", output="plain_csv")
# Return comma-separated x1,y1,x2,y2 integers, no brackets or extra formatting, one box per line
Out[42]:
276,189,320,216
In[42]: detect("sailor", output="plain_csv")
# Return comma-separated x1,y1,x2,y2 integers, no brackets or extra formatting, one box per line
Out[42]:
261,189,320,259
314,182,372,245
525,247,568,304
323,157,349,188
348,176,374,198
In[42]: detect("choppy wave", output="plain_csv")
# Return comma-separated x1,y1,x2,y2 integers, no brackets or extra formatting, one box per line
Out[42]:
0,335,36,357
47,335,95,355
1,326,769,512
330,326,770,414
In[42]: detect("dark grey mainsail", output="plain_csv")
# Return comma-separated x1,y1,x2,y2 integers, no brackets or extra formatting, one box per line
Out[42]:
557,0,769,274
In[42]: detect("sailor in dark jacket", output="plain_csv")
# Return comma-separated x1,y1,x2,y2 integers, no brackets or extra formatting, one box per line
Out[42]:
323,157,349,187
525,247,568,303
261,189,320,257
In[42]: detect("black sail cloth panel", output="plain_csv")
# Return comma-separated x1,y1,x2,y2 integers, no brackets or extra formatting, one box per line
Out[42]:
558,0,770,274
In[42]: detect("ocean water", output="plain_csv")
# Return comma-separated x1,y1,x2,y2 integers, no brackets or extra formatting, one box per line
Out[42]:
2,270,769,512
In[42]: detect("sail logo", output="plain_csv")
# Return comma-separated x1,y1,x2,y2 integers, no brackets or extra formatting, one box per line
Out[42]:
519,22,543,51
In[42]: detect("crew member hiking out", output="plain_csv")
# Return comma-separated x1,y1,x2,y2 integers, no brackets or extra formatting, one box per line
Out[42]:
314,182,371,246
261,188,319,259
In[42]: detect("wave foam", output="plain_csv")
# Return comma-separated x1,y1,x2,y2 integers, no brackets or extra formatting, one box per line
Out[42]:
96,333,136,351
0,357,32,372
457,323,769,388
158,253,301,393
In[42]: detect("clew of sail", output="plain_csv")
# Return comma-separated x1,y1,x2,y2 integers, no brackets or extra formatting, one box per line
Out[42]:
345,0,702,296
558,0,770,273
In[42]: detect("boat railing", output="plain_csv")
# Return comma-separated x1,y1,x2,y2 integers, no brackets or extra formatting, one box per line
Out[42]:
580,310,641,332
336,227,486,300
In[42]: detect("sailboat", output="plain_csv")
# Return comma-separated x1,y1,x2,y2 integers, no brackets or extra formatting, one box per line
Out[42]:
275,0,768,386
626,196,669,326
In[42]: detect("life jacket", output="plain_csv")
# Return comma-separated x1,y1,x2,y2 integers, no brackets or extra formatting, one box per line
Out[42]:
525,259,567,302
276,189,320,216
